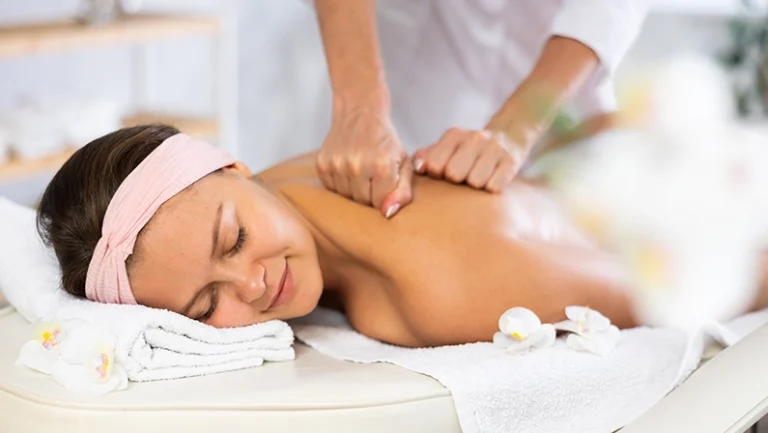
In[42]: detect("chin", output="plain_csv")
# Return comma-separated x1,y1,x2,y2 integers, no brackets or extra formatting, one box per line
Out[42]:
291,280,324,319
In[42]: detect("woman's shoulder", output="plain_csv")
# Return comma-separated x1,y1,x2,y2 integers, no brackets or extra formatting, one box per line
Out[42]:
255,151,319,183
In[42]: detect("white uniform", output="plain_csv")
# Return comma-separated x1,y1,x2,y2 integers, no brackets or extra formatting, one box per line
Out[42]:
306,0,649,152
376,0,648,150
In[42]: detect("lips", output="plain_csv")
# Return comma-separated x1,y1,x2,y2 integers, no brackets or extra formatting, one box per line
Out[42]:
267,261,290,310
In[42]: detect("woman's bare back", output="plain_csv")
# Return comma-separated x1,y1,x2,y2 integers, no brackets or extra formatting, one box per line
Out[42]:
259,153,637,346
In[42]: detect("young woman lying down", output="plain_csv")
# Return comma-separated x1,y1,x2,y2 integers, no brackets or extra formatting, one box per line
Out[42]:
36,124,768,347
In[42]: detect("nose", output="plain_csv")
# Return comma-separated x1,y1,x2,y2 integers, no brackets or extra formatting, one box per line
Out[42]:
226,263,266,304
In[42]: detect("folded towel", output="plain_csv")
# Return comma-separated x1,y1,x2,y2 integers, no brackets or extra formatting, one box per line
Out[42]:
0,197,295,382
42,295,296,382
292,307,768,433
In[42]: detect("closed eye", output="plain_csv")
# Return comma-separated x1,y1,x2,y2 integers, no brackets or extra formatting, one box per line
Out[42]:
197,289,219,322
229,226,247,255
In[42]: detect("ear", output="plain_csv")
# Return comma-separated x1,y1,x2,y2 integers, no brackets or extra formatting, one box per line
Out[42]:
222,161,252,178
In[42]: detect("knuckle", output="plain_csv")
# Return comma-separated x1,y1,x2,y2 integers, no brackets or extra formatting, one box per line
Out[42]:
372,157,392,177
491,137,507,151
444,167,463,182
426,163,443,178
466,172,483,187
486,182,502,193
446,127,463,137
346,158,363,176
316,153,330,168
330,157,346,173
471,131,487,141
504,158,520,171
316,161,330,174
469,135,488,149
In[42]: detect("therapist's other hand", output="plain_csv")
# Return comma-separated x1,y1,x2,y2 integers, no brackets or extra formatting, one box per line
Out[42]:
316,110,413,218
412,128,529,193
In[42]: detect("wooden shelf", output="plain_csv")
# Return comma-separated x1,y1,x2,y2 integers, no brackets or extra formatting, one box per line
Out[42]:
0,147,77,181
0,14,219,59
0,113,219,181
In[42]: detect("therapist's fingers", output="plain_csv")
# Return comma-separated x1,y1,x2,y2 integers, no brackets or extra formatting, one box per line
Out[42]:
345,153,373,204
381,158,414,218
370,155,400,211
466,140,503,189
418,128,464,179
350,176,373,205
315,153,336,191
485,152,521,193
331,156,353,198
443,131,488,184
485,161,518,193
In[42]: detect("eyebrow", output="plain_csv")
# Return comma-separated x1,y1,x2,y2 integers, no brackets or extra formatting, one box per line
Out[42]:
211,202,223,259
180,202,223,317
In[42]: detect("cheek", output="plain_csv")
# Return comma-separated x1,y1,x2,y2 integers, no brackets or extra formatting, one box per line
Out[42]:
207,294,262,328
250,210,308,253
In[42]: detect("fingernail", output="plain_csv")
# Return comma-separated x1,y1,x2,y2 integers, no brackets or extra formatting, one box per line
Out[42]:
385,203,401,218
413,159,424,172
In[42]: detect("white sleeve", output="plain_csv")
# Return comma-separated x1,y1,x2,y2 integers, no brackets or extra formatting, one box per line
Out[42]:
550,0,650,79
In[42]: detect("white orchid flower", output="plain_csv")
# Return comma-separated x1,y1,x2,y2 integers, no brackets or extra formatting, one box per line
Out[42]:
554,306,621,355
16,321,67,374
52,324,128,396
493,307,555,355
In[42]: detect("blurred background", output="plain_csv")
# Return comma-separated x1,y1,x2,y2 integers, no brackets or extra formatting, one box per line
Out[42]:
0,2,767,426
0,0,766,206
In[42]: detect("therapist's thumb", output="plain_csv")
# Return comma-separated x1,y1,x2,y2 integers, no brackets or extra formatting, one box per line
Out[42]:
381,158,414,219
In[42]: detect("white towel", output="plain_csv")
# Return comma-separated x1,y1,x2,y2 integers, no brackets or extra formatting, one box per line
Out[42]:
292,307,768,433
0,197,295,382
49,297,296,382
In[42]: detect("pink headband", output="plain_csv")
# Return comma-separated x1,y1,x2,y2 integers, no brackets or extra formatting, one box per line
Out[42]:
85,133,236,304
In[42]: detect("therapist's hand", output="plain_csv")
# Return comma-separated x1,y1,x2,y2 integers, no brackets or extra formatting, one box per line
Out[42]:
316,109,413,218
412,127,530,193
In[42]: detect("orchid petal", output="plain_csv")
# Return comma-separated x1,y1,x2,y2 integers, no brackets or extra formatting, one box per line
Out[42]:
52,359,125,397
552,320,580,334
529,324,556,349
498,307,542,338
493,332,515,349
566,325,621,355
504,336,539,355
565,306,611,332
46,322,125,395
16,340,59,374
501,325,556,355
59,325,116,365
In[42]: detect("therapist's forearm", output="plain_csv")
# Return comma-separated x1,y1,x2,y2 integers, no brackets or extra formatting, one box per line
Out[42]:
487,36,600,148
314,0,390,116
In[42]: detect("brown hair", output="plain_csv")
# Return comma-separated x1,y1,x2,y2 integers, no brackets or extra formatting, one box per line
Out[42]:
36,124,180,298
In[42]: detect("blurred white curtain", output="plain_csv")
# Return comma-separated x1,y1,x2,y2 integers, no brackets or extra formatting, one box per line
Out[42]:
236,1,331,172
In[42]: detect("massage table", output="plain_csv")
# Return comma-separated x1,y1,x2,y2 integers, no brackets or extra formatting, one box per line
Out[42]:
0,301,766,433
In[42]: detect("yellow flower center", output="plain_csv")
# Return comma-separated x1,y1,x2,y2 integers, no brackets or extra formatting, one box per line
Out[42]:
510,331,527,341
39,327,61,350
95,352,112,380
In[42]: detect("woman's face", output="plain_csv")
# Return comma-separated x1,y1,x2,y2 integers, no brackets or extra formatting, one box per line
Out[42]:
128,163,323,327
